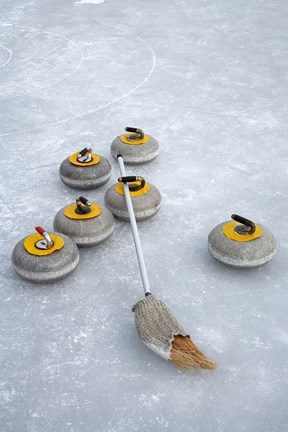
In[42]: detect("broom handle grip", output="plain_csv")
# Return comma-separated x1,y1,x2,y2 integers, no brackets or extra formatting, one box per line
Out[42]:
117,155,151,295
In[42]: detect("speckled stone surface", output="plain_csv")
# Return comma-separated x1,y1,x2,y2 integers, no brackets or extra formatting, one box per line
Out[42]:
104,183,162,221
53,205,115,247
110,135,159,164
11,233,79,283
208,221,277,267
59,155,111,189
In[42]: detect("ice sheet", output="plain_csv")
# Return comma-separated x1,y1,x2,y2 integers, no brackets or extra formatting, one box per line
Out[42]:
1,0,288,431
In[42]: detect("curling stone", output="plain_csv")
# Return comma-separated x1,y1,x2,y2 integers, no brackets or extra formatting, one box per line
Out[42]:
12,226,79,283
208,214,276,268
111,127,159,164
105,175,161,221
59,146,111,189
53,196,115,247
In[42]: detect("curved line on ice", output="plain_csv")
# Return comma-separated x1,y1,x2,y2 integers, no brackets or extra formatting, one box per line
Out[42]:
0,20,156,137
0,43,13,68
0,23,83,100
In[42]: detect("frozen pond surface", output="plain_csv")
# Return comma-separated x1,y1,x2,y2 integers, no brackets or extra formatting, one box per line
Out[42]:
1,0,288,431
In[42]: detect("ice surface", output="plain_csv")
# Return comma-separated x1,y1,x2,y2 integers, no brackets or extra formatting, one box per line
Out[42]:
76,0,105,4
1,0,288,431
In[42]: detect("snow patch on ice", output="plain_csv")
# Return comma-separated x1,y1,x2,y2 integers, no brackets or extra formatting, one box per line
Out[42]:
1,390,11,403
139,392,165,409
275,329,288,345
0,388,15,403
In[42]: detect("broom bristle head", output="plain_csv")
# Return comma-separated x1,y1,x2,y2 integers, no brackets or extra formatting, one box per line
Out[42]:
170,335,217,370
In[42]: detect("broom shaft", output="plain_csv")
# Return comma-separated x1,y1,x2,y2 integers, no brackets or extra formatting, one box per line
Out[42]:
117,155,151,295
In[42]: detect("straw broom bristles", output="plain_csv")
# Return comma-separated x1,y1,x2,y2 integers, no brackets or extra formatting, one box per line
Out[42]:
170,335,217,370
133,294,217,370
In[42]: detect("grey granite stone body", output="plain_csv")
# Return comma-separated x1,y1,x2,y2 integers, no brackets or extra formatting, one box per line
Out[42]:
59,156,111,189
132,294,188,360
104,183,161,221
11,233,79,283
53,205,115,247
110,135,159,164
208,221,277,267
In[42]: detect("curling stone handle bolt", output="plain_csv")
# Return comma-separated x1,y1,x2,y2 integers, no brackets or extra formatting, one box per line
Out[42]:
35,226,54,249
118,176,146,192
125,127,144,139
231,214,256,235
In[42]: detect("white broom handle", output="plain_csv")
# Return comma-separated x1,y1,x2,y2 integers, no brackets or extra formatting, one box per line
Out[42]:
117,155,151,295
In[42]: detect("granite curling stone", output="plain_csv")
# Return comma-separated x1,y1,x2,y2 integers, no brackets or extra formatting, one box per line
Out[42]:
59,146,111,189
111,127,159,164
208,214,276,268
12,226,79,283
105,175,161,222
53,196,115,247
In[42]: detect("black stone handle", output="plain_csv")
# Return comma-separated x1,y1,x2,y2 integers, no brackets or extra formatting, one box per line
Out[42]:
231,214,256,235
79,196,91,206
78,147,89,156
75,196,91,214
125,127,144,139
118,176,146,192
